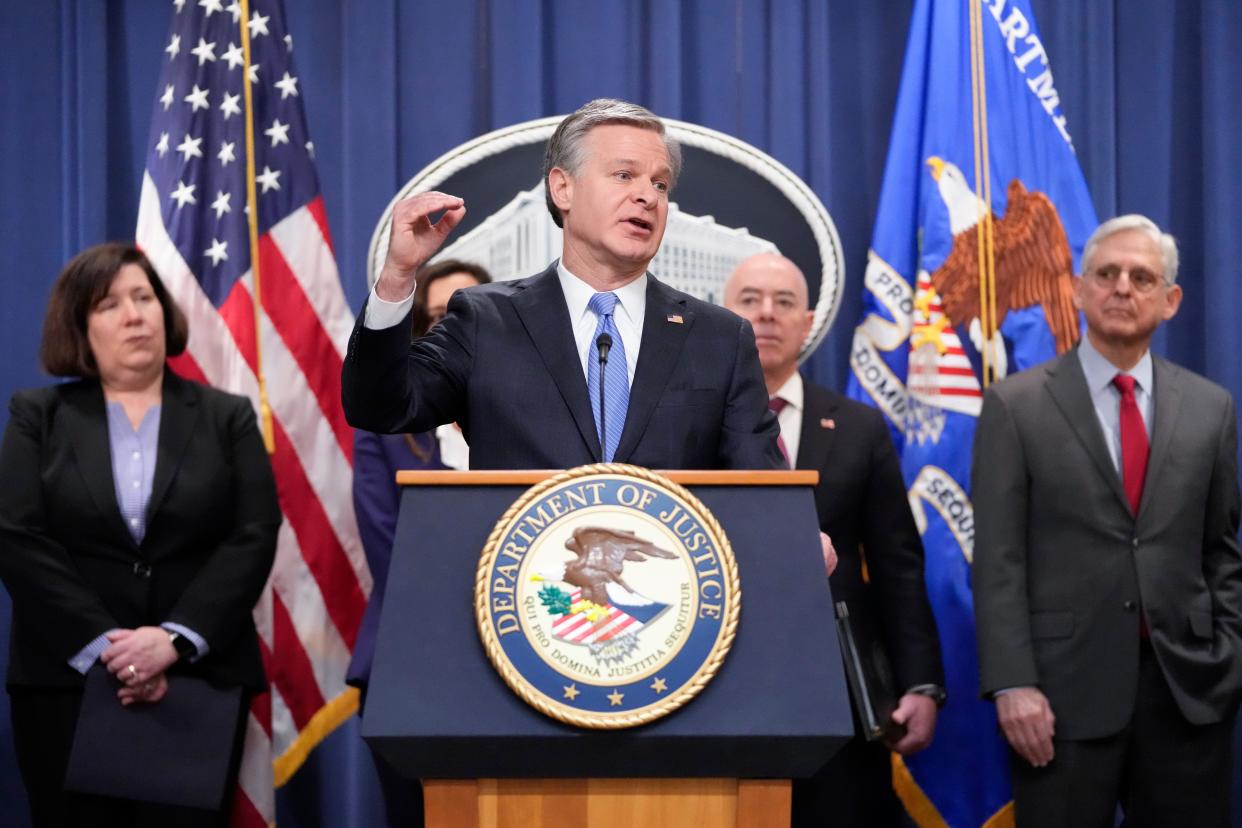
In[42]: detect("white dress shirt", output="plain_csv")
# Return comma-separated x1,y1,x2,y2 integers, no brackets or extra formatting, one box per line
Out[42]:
770,371,805,466
364,281,417,329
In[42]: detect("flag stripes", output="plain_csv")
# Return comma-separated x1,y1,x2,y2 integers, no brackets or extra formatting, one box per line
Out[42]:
137,2,365,822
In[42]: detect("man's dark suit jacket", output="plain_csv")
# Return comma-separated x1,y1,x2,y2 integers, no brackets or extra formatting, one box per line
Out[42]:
973,350,1242,738
0,371,280,691
791,381,942,828
795,381,943,693
342,265,783,470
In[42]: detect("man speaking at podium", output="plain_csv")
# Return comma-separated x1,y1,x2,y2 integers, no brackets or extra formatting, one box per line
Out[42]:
342,98,785,473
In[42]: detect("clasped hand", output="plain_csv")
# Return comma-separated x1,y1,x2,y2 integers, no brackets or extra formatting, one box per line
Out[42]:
100,626,178,706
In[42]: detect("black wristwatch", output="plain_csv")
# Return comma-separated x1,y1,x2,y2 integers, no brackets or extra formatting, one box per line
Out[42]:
168,631,198,662
907,683,948,708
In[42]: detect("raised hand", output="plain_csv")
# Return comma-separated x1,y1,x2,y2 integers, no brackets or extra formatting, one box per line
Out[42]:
376,191,467,301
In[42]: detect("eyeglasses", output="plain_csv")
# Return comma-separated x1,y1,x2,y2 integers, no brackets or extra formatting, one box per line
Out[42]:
1087,264,1165,294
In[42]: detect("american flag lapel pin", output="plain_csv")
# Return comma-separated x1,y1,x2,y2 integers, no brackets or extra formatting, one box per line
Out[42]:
666,314,683,324
821,418,836,430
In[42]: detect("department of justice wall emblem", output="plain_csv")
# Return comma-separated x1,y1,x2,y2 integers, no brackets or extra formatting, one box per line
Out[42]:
476,464,739,729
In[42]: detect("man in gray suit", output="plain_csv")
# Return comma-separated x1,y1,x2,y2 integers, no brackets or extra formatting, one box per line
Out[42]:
973,214,1242,826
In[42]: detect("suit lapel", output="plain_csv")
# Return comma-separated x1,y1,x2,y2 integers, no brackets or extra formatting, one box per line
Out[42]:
1045,351,1132,515
63,382,134,546
613,278,694,463
510,266,602,460
1139,357,1183,519
146,371,200,527
794,383,839,472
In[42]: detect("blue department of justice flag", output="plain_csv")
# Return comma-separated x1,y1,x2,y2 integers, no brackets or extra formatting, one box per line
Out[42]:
846,0,1097,825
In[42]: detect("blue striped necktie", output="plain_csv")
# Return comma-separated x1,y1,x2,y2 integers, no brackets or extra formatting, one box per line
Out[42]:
586,291,630,462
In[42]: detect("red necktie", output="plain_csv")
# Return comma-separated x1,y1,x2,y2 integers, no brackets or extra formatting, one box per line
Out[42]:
1112,374,1148,514
768,396,792,468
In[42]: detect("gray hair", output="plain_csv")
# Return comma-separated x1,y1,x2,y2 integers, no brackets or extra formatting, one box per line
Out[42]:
542,98,682,228
1081,214,1180,284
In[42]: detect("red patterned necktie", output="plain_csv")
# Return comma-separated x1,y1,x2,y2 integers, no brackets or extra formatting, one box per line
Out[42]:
768,396,792,468
1113,374,1148,514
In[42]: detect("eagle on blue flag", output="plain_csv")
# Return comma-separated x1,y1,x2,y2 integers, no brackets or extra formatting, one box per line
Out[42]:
847,0,1098,825
926,157,1079,378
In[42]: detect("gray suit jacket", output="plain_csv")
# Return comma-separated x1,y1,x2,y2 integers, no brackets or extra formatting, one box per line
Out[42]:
972,348,1242,739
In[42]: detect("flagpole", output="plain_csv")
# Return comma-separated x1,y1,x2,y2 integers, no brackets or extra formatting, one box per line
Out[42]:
238,0,275,452
968,0,998,388
977,5,998,389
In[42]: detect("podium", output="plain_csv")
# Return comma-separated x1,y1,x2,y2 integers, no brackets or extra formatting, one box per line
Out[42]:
362,469,853,827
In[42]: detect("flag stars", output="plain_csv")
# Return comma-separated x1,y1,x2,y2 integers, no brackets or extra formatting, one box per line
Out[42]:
248,64,260,85
256,165,281,193
607,689,625,707
199,0,223,17
176,134,204,161
155,132,170,157
173,0,186,12
165,33,181,60
170,180,197,208
220,92,241,120
159,84,175,111
248,11,270,38
218,141,236,166
190,38,217,66
265,118,290,147
184,84,210,112
274,72,299,99
211,190,231,218
222,42,244,70
226,1,241,23
284,34,293,51
204,238,229,266
305,141,315,158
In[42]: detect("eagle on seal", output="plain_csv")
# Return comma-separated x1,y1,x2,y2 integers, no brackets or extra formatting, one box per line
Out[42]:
926,156,1080,378
562,527,677,606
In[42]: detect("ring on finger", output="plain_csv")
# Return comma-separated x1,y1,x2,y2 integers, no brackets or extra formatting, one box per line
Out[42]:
126,664,138,680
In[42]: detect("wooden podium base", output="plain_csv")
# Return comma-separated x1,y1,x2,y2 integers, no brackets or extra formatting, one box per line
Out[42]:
424,778,792,827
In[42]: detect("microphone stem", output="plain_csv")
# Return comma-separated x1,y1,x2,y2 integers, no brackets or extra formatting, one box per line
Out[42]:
598,350,607,462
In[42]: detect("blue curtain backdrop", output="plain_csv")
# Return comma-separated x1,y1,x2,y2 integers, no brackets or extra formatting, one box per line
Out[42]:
1,2,1239,825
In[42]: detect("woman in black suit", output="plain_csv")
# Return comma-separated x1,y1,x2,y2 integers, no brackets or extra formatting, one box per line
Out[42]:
0,243,280,826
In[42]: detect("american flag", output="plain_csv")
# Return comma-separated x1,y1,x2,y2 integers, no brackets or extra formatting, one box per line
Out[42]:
135,0,368,824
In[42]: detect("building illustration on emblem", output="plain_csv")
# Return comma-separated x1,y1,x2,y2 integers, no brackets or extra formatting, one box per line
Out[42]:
434,182,779,304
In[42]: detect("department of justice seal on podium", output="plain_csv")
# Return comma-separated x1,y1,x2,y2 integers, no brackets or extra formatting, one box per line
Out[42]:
475,464,740,729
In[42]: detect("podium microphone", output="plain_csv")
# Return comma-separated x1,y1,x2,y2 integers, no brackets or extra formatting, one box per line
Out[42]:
596,333,612,462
